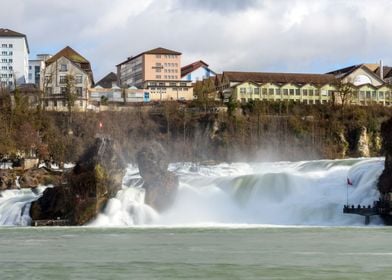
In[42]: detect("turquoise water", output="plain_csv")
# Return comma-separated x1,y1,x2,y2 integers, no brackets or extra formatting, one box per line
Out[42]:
0,227,391,279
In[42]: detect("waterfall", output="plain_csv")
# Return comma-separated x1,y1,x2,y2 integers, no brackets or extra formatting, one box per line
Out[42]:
0,186,48,226
91,158,385,227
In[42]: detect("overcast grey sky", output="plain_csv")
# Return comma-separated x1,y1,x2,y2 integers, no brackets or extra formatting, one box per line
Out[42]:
3,0,392,80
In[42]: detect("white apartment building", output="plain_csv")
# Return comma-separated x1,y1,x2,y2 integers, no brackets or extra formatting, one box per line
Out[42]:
0,28,29,88
28,54,51,86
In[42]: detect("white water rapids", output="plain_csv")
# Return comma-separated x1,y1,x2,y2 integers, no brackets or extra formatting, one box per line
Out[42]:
0,158,385,226
91,158,385,227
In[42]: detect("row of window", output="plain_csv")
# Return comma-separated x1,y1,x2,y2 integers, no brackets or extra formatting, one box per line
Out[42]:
0,81,13,86
357,91,391,99
155,62,178,67
150,87,189,91
45,86,84,96
0,73,12,78
1,66,12,70
155,55,177,59
1,58,12,63
149,81,188,86
239,87,333,97
240,98,331,105
155,68,179,73
44,100,84,107
1,51,12,56
1,44,13,48
155,75,178,80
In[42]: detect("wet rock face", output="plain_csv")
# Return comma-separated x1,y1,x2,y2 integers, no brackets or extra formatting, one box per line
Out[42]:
136,143,178,212
357,126,370,157
378,118,392,194
30,137,126,225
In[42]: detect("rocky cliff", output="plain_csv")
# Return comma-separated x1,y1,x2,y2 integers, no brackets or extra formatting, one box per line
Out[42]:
30,137,126,225
378,118,392,194
136,143,179,212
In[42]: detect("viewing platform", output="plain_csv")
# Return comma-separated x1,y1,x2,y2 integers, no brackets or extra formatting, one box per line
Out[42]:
343,200,391,225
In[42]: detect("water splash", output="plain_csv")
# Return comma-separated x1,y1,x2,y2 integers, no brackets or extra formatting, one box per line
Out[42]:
91,158,385,227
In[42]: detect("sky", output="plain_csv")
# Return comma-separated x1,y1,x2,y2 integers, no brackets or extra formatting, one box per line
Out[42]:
3,0,392,81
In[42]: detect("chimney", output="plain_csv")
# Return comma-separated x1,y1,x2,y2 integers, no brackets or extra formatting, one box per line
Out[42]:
380,60,384,80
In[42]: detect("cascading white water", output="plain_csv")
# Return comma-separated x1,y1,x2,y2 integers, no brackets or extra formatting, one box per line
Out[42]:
0,186,48,226
91,158,385,227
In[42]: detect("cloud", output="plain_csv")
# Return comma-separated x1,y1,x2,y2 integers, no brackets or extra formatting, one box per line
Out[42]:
3,0,392,80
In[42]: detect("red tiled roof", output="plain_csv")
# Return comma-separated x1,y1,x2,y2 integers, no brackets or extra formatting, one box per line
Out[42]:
46,46,94,83
116,47,181,66
181,60,209,77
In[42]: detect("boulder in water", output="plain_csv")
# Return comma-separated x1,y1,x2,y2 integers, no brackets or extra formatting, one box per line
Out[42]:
30,137,126,225
136,142,178,212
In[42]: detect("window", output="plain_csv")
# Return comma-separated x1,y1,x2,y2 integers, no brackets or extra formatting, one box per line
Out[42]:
9,66,12,70
159,82,165,86
170,82,176,86
254,88,260,94
2,51,7,55
60,64,67,72
59,76,67,84
379,91,384,99
309,89,314,96
76,87,83,96
8,59,12,63
156,75,161,79
276,88,281,95
45,87,52,94
366,91,371,98
62,100,66,107
8,73,12,78
29,66,32,70
180,82,186,86
315,90,319,96
60,87,67,95
240,88,246,94
372,91,377,99
53,100,57,107
156,55,161,58
295,89,300,96
269,88,274,95
156,69,161,72
289,89,294,95
1,44,6,48
360,91,365,99
283,89,288,95
8,44,13,48
9,51,12,55
262,88,267,95
75,75,82,84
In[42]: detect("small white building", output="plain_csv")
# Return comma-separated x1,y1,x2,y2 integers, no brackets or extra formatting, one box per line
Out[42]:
0,28,29,88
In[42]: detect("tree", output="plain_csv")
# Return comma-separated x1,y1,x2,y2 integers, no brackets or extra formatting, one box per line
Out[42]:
334,80,355,113
65,74,77,128
193,78,216,112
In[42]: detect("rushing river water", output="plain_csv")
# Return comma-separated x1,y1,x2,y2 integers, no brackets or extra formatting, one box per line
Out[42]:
0,158,388,279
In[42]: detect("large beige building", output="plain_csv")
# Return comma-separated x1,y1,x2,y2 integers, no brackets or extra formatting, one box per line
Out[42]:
116,47,193,101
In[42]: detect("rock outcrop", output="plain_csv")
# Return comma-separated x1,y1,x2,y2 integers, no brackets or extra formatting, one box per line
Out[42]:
357,126,370,157
19,168,62,189
30,137,126,225
136,142,178,212
378,118,392,194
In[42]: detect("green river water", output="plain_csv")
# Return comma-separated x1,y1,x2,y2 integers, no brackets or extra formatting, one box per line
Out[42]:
0,226,391,279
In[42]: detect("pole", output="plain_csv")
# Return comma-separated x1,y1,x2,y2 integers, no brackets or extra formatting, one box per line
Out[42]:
346,180,349,206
